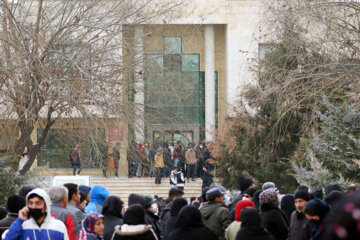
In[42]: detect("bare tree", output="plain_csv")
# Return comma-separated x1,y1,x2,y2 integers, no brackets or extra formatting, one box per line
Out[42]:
0,0,182,175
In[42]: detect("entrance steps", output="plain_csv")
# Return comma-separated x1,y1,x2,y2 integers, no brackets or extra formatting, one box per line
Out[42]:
91,177,203,207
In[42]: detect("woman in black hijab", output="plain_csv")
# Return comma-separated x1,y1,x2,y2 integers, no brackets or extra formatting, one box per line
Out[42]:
235,207,275,240
164,198,188,240
103,196,124,240
168,205,218,240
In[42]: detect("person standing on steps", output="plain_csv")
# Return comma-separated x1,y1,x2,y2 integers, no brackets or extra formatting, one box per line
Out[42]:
185,143,197,182
155,147,164,185
113,142,121,177
71,144,81,176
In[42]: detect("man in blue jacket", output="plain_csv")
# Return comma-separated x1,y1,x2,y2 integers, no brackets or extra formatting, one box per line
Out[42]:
3,188,69,240
84,185,110,214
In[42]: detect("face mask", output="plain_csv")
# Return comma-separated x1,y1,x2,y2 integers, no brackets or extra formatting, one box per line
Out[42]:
200,145,203,148
242,196,249,200
150,203,158,214
28,208,45,220
224,195,230,204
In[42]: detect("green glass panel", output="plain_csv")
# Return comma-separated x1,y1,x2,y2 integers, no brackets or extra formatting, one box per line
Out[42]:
182,72,199,89
164,37,181,54
181,90,199,107
163,72,181,90
182,54,200,72
145,55,163,75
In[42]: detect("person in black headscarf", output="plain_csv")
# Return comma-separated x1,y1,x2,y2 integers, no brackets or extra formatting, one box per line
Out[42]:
103,196,125,240
168,205,218,240
324,190,345,210
112,204,157,240
164,198,187,240
253,190,262,210
280,194,295,222
235,207,275,240
304,199,331,240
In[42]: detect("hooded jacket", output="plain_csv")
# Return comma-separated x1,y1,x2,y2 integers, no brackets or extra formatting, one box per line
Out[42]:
235,207,275,240
85,185,110,214
168,205,218,240
304,199,330,240
102,196,124,240
164,198,188,240
3,188,69,240
225,200,255,240
199,202,231,240
112,204,158,240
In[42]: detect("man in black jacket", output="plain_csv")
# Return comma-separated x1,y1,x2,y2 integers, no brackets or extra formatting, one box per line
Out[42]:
0,195,26,236
144,195,162,240
288,188,310,240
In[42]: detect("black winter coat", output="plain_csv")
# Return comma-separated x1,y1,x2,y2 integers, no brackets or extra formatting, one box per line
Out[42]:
235,207,275,240
168,205,218,240
260,203,289,240
288,210,309,240
0,214,18,236
145,211,161,240
103,196,124,240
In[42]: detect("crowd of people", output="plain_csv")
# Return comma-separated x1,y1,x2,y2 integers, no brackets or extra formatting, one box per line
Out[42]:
0,177,359,240
127,140,216,187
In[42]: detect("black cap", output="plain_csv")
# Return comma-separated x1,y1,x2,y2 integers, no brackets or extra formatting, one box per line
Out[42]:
238,175,254,192
294,189,310,202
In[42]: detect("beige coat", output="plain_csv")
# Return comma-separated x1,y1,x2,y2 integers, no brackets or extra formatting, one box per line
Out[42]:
185,149,197,165
155,152,164,168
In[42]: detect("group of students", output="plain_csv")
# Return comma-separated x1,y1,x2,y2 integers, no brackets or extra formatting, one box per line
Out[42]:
0,177,360,240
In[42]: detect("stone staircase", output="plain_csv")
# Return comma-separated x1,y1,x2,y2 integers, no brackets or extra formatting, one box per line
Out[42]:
91,177,203,207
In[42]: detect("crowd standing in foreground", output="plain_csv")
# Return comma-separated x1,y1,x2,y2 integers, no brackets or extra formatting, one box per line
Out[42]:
0,175,360,239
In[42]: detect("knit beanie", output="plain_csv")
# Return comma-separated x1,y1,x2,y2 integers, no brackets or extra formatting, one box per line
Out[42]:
262,182,275,191
243,188,257,197
238,175,254,192
6,195,26,214
294,189,310,202
128,194,146,207
259,188,279,205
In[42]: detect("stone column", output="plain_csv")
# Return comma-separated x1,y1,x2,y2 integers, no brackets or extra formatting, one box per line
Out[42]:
134,25,145,143
205,24,215,141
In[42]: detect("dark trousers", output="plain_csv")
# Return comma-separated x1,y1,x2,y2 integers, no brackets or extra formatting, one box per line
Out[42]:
72,162,81,175
196,161,204,178
114,159,119,177
187,164,196,180
155,167,162,184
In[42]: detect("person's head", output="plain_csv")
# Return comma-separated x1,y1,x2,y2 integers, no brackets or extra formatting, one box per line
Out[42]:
128,193,146,208
102,196,124,218
79,185,91,202
172,167,178,173
144,195,157,214
259,188,280,206
63,183,80,205
170,198,188,217
238,175,255,192
89,185,110,206
206,186,226,203
26,189,51,224
240,207,262,228
169,188,184,202
262,182,276,191
304,199,330,224
124,204,146,225
174,205,203,229
79,192,88,211
325,183,343,197
48,186,68,207
325,190,345,210
201,186,210,203
235,200,255,222
243,188,257,201
6,195,26,214
83,212,104,236
75,144,79,149
18,185,36,199
294,188,310,213
115,142,121,148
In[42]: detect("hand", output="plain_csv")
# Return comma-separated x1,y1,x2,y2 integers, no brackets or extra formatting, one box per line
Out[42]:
203,167,206,171
19,207,29,221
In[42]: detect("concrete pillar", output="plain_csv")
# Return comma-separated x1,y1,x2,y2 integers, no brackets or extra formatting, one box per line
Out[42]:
205,24,215,141
134,25,145,143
